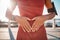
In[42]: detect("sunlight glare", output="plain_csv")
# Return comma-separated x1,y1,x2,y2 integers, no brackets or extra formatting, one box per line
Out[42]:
0,0,20,22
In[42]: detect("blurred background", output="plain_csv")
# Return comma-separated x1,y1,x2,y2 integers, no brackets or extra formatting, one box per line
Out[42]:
0,0,60,40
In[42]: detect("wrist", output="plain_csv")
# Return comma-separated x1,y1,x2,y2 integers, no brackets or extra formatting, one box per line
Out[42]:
46,12,55,20
47,2,58,15
43,15,49,20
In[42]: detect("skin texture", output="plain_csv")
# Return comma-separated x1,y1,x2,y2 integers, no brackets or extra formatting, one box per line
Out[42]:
31,12,55,32
6,9,31,32
6,0,55,32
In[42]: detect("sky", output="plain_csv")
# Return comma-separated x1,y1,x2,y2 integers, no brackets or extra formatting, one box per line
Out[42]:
0,0,20,21
0,0,60,22
52,0,60,18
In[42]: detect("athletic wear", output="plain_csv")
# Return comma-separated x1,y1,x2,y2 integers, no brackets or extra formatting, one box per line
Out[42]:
16,0,47,40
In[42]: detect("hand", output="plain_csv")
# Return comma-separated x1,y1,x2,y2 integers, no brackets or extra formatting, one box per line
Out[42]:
6,10,31,32
31,15,47,32
15,16,31,32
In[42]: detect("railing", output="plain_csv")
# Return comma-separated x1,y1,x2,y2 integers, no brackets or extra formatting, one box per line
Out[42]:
0,19,60,40
52,19,60,29
8,19,60,40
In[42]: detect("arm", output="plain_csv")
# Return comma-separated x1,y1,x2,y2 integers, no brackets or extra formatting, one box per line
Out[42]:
45,0,56,20
6,0,31,32
6,0,17,20
31,0,56,32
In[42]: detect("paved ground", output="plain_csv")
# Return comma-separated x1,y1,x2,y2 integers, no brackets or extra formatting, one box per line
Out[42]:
0,27,60,40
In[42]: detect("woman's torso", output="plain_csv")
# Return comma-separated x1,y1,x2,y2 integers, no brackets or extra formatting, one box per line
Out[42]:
17,0,45,19
16,0,47,40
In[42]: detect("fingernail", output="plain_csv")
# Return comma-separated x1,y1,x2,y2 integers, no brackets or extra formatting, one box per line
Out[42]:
31,28,32,30
36,28,37,31
27,31,29,32
32,30,35,32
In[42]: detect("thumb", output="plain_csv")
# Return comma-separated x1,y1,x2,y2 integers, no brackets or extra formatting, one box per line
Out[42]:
24,17,31,20
32,17,37,20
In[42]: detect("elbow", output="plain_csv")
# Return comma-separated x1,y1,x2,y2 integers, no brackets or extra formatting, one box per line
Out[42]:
5,9,12,20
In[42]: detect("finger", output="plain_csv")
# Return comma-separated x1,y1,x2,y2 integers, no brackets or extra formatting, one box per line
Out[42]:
35,22,40,31
32,20,40,32
19,24,26,32
22,26,26,32
20,20,28,32
18,18,29,32
20,20,30,32
32,23,39,32
19,22,26,32
32,17,37,20
31,27,35,32
20,19,31,32
31,21,36,32
22,23,29,32
36,21,44,31
19,18,31,32
32,20,38,28
24,20,31,32
22,21,30,32
27,23,31,32
35,20,43,31
23,25,29,32
24,24,31,32
24,17,31,21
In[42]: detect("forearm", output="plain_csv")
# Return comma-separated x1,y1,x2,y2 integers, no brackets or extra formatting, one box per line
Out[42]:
45,0,57,17
6,9,17,21
45,12,55,20
6,9,13,20
6,0,17,20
